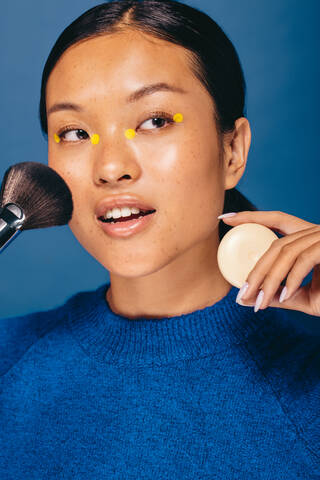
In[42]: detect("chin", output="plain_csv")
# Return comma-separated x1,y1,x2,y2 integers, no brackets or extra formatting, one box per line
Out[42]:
95,252,174,280
101,263,157,279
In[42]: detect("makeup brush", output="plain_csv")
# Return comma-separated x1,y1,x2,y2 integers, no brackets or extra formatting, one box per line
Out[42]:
0,161,73,254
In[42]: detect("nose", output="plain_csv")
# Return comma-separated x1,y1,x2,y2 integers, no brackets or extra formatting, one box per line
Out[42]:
93,133,141,186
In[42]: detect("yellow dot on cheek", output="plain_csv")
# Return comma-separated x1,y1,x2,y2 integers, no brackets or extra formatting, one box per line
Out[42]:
125,129,136,139
54,133,61,143
91,134,100,145
173,113,184,123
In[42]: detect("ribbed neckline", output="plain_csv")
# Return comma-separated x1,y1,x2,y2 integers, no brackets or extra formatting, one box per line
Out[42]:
67,282,265,367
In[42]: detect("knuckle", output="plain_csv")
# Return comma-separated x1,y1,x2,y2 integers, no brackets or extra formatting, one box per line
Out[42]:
298,250,311,263
281,244,293,256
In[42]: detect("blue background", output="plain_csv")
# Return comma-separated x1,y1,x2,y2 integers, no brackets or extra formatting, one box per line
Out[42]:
1,1,319,330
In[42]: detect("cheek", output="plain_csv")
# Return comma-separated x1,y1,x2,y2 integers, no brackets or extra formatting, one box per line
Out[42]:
137,132,222,250
143,130,221,214
48,148,93,232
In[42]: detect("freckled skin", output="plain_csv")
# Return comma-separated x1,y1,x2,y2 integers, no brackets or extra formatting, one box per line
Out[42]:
46,30,251,319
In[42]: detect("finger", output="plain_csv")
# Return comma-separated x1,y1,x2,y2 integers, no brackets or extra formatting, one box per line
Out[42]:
275,244,320,317
219,210,317,235
240,230,320,311
259,239,320,313
267,283,314,315
280,239,320,303
239,283,312,314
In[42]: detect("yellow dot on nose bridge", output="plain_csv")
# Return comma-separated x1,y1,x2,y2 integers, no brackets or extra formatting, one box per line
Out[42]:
125,128,136,139
54,133,60,143
173,113,183,123
91,134,100,145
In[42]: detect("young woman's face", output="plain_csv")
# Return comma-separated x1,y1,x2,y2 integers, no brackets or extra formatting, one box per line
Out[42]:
46,30,227,277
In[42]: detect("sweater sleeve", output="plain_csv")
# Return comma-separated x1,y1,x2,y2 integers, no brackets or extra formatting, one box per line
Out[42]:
244,308,320,466
0,304,68,378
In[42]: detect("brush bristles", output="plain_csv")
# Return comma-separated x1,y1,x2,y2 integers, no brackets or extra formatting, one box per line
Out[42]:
0,162,73,230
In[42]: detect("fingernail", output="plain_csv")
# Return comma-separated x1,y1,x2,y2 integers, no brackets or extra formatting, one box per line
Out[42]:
236,282,249,304
279,286,287,303
217,212,237,219
236,298,250,307
254,290,264,313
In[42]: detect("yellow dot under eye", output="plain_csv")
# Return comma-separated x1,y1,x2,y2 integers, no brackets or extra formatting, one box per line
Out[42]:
54,133,61,143
173,113,184,123
125,128,136,139
91,134,100,145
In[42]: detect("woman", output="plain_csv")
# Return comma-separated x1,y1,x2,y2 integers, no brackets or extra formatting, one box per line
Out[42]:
1,1,319,478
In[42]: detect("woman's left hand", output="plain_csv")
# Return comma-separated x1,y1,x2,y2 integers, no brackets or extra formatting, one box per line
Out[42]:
220,210,320,316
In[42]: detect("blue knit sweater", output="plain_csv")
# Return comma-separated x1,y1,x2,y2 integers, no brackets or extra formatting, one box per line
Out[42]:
0,283,319,479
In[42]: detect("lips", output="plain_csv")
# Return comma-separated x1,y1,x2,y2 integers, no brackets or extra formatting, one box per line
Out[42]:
97,209,156,238
95,194,156,219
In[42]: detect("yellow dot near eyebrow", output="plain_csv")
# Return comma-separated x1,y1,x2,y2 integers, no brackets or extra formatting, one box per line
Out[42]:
173,113,184,123
91,134,100,145
125,128,136,139
54,133,60,143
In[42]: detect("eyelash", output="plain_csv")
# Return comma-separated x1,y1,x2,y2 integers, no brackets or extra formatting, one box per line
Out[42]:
56,111,175,143
138,111,175,132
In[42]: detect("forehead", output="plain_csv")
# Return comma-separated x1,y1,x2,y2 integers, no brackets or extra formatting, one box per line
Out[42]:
46,30,206,104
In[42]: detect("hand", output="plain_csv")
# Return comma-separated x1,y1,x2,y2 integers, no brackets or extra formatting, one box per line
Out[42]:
219,210,320,316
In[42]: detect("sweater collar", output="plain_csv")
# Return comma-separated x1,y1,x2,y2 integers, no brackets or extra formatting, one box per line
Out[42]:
67,282,265,366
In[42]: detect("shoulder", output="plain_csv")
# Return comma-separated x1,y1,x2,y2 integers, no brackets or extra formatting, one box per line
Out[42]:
0,286,98,378
244,307,320,463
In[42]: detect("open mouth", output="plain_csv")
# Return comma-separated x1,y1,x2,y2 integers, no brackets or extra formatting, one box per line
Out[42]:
98,209,156,224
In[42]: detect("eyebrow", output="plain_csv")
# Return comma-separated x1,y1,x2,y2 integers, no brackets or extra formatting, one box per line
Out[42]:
126,82,187,103
47,82,187,115
47,102,83,116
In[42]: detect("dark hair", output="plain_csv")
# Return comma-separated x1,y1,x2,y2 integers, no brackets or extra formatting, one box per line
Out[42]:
39,0,258,239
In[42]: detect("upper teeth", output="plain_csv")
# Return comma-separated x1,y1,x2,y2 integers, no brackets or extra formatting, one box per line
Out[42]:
104,206,142,220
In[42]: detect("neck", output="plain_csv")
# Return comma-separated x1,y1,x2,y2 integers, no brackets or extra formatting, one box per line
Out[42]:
107,233,231,319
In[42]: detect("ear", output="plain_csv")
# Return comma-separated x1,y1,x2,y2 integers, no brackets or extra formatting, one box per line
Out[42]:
223,117,251,190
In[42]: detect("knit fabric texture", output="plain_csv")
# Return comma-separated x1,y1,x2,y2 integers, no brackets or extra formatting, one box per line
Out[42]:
1,282,319,479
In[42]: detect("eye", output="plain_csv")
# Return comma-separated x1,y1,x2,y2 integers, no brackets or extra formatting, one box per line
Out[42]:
58,128,89,142
138,112,174,131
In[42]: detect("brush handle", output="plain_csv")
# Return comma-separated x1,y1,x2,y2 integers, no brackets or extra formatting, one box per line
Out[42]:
0,203,25,254
0,226,22,254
